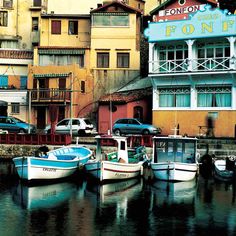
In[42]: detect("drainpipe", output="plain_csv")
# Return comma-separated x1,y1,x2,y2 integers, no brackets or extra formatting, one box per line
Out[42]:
28,90,31,134
16,0,19,37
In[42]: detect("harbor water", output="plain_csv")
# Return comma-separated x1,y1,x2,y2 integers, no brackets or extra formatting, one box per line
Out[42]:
0,161,236,236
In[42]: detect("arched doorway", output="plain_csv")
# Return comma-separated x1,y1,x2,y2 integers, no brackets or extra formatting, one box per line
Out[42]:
0,101,8,116
133,106,143,122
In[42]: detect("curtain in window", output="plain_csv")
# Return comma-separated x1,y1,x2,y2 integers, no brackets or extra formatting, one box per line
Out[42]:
216,93,231,107
198,93,212,107
176,94,190,107
159,94,174,107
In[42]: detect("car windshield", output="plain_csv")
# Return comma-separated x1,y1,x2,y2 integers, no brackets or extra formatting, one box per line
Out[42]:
83,119,92,125
11,117,25,123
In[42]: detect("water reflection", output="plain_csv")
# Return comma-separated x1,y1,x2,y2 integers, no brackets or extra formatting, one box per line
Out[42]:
12,182,78,210
1,161,236,235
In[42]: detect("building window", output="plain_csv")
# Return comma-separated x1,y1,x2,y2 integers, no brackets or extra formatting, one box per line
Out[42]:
68,21,78,35
197,41,230,70
3,0,12,8
159,87,190,107
81,81,85,93
32,17,39,31
0,11,8,26
51,20,61,34
159,44,188,72
33,0,41,7
11,103,20,114
197,86,231,107
20,76,27,89
117,53,129,68
97,52,109,68
92,13,129,27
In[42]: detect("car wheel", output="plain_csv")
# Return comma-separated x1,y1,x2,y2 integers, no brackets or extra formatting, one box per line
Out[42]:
47,129,51,134
142,129,150,135
114,129,121,136
18,129,26,134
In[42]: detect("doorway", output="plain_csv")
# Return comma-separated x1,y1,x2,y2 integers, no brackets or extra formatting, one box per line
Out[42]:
0,101,8,116
37,106,46,129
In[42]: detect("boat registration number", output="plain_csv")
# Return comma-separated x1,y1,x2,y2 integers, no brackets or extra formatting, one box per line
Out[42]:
43,168,56,172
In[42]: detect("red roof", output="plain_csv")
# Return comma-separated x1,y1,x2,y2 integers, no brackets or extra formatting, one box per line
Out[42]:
91,0,142,15
99,89,151,104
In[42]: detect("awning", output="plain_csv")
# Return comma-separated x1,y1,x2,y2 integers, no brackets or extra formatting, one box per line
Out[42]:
0,100,8,106
34,73,70,78
38,49,85,55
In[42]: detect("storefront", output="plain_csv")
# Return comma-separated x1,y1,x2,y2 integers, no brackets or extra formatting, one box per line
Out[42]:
145,3,236,137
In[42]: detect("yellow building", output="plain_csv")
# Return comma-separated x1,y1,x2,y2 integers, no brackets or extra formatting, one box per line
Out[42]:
90,1,142,102
0,0,40,121
28,0,143,130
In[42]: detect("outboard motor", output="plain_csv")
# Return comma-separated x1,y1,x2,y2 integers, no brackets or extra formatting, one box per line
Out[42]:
226,156,235,171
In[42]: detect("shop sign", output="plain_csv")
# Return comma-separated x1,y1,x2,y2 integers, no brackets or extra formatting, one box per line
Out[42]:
159,4,205,16
145,5,236,42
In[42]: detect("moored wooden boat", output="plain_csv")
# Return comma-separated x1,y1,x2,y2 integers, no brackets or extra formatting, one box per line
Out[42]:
84,135,147,183
214,158,236,182
151,135,199,182
13,145,92,181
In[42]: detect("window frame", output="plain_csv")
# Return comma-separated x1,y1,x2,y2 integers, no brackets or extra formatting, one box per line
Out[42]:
159,87,191,108
197,86,232,108
51,20,61,35
11,103,20,114
32,17,39,31
117,52,130,68
0,11,8,27
68,20,78,35
97,52,109,68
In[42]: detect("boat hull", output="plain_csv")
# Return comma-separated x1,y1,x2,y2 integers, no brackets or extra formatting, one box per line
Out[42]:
214,159,234,182
85,160,143,182
13,156,83,181
151,162,198,181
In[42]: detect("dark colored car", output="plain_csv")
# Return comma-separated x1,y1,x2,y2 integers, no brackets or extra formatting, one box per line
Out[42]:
112,118,162,136
0,116,36,134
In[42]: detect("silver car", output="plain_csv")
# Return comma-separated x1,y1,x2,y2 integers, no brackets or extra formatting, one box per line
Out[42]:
44,118,94,136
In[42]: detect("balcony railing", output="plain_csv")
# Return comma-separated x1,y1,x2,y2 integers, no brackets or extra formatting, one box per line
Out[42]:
149,57,235,74
31,88,71,102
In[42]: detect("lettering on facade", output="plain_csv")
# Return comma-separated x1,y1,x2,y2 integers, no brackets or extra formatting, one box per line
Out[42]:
159,4,205,16
145,6,236,42
165,19,235,37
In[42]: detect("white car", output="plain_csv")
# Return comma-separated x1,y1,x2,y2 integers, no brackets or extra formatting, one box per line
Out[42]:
44,118,94,136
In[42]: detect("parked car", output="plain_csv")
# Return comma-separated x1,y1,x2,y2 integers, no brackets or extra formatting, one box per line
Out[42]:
44,118,95,136
112,118,162,136
0,116,36,134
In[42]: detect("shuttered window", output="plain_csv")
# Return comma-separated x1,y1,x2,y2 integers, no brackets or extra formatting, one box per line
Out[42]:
51,20,61,34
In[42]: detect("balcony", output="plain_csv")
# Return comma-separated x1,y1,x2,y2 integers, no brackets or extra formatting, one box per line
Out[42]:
31,88,71,103
149,57,235,74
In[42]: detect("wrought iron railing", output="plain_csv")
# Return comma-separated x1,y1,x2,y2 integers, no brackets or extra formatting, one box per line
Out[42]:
31,88,71,101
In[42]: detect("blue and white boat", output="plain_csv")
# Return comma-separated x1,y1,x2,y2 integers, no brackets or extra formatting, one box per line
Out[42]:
13,145,92,181
12,182,78,210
